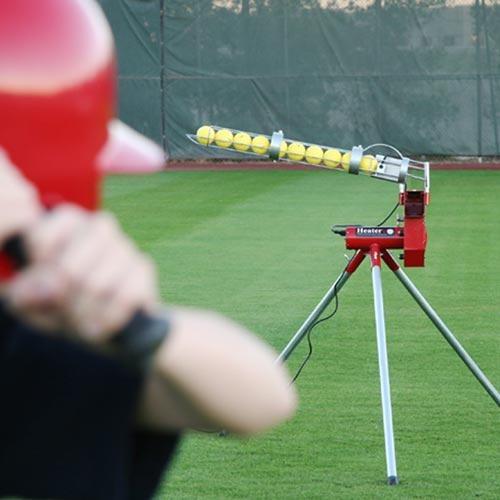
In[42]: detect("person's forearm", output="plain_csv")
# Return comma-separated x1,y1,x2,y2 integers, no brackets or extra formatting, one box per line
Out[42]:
147,306,297,435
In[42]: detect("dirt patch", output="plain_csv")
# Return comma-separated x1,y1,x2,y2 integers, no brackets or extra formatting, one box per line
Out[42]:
167,160,500,171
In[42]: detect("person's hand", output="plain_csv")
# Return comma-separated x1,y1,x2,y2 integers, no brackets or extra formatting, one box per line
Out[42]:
5,205,159,344
0,150,41,246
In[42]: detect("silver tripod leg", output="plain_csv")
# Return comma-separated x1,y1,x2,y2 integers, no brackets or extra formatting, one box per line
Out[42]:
371,264,399,485
276,271,351,363
392,266,500,406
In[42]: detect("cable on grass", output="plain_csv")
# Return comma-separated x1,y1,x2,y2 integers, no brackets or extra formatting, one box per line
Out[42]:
291,274,344,384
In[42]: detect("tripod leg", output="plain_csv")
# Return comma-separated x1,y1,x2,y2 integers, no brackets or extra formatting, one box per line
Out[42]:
382,251,500,406
276,250,365,363
370,246,399,485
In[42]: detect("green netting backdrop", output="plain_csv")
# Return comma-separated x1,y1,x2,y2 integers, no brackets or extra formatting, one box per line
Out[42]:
97,0,500,159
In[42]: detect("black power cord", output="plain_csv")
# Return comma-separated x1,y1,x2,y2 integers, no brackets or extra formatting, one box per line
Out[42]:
377,201,400,227
291,200,400,384
291,273,344,384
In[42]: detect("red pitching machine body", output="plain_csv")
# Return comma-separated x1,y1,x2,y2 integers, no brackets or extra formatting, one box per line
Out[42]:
345,189,429,268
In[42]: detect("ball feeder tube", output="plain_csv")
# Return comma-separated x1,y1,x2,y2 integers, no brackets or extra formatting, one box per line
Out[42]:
188,126,429,188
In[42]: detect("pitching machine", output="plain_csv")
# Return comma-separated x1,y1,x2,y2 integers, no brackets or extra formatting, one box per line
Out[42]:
188,126,500,485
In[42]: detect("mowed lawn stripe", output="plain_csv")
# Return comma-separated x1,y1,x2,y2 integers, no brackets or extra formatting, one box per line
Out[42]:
104,169,499,499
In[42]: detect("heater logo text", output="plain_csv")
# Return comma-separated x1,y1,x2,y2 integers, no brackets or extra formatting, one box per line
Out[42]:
356,227,395,237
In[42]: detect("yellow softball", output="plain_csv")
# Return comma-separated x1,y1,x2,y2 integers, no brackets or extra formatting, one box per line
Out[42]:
214,128,233,148
359,155,379,174
196,125,215,146
341,152,351,171
305,145,324,165
322,149,342,168
251,135,270,155
279,141,288,158
233,132,252,151
287,142,306,161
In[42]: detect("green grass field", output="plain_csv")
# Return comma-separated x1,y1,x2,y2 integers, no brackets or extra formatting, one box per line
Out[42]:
105,169,500,499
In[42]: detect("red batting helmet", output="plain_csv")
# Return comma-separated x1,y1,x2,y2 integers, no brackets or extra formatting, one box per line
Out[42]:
0,0,165,211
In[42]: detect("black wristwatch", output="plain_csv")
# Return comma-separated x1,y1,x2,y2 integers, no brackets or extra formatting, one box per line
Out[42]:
111,310,170,371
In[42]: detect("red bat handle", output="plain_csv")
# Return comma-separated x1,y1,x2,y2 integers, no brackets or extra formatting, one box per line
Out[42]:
2,236,169,370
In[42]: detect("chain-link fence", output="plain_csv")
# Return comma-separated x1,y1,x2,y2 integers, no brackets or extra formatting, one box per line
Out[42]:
98,0,500,159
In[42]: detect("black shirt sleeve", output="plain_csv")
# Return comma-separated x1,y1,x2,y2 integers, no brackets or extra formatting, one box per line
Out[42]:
0,306,180,500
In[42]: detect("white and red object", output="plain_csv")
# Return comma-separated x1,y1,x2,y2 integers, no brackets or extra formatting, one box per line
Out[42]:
0,0,165,212
0,0,166,278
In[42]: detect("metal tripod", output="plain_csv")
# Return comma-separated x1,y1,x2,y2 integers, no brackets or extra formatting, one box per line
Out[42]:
278,244,500,485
